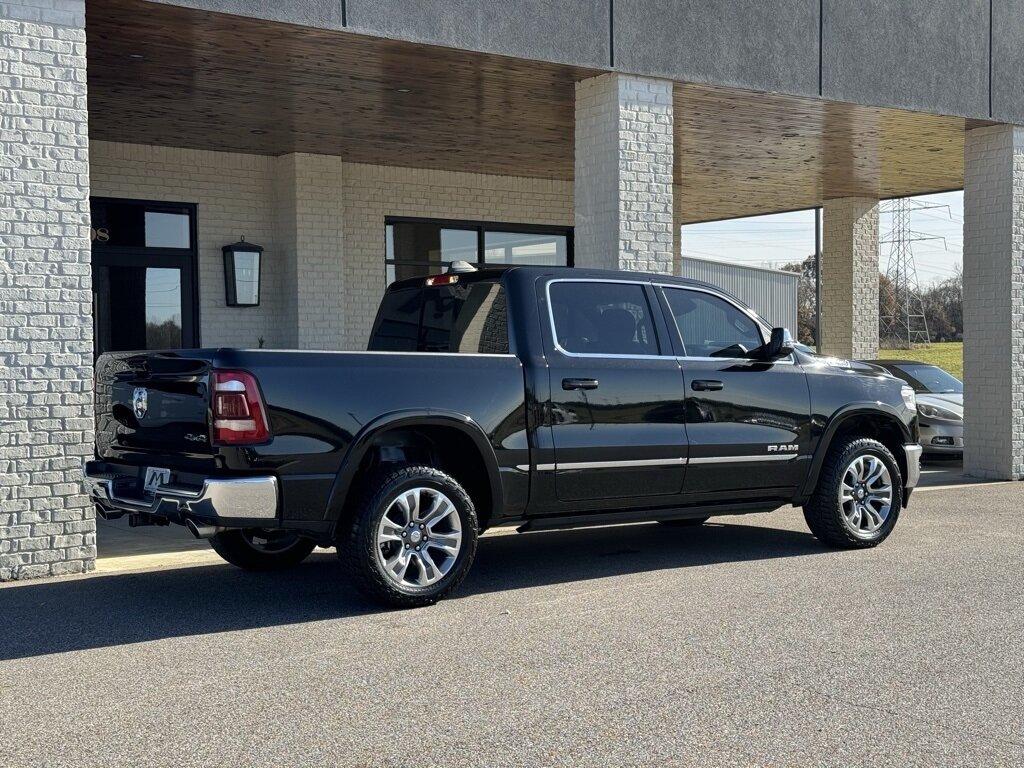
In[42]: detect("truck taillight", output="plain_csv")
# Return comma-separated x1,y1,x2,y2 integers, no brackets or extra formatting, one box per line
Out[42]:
211,370,271,445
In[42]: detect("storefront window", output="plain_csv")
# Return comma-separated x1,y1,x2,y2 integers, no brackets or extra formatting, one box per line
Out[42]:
484,230,566,266
91,199,193,251
144,211,191,249
385,217,572,283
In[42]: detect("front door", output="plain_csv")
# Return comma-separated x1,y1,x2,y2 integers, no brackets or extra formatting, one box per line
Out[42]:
658,285,812,495
90,198,198,357
544,279,687,504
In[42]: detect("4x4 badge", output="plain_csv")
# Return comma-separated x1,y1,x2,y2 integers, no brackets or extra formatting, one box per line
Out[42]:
132,387,148,419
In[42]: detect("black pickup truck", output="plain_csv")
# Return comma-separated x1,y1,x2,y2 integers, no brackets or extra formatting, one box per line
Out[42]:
86,265,921,607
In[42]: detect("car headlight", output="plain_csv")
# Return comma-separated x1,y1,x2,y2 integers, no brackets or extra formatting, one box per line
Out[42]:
917,402,962,421
900,386,916,410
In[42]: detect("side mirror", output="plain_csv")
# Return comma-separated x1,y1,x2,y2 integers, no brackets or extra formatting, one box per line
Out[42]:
764,327,795,360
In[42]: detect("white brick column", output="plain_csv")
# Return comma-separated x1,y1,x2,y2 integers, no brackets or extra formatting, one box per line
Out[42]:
1,0,95,578
963,125,1024,480
574,73,674,273
820,197,880,359
274,154,345,350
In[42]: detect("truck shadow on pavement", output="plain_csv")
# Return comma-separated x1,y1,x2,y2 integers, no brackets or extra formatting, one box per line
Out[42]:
0,520,824,661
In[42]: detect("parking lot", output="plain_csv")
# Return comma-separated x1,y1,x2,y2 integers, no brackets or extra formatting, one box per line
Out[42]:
2,478,1022,767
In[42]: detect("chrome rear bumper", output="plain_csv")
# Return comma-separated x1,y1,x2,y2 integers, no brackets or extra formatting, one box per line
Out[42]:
903,443,923,489
84,462,278,521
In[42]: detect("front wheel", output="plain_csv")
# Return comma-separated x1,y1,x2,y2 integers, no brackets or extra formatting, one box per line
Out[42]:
209,529,317,570
339,465,479,608
803,437,903,548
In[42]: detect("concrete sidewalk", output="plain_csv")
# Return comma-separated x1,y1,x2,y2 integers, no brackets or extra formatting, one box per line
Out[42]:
96,517,219,572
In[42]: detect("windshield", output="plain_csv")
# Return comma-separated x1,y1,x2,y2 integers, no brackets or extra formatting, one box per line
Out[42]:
891,364,963,394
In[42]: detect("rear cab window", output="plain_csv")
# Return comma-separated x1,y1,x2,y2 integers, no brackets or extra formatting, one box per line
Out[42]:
369,278,509,354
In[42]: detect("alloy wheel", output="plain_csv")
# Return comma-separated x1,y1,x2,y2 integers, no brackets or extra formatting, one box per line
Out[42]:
375,486,463,588
839,454,893,536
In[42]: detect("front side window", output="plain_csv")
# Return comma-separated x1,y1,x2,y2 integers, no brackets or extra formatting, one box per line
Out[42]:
386,218,571,282
664,288,763,358
549,281,659,356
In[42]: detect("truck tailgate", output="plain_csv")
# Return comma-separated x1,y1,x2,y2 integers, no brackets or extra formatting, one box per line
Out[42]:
95,351,215,463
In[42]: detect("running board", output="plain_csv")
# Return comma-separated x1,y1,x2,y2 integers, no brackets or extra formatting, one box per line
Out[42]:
516,500,784,532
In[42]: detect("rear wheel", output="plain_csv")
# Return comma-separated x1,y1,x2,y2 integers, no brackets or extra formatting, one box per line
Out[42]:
658,516,710,528
340,465,478,608
209,529,317,570
803,437,902,548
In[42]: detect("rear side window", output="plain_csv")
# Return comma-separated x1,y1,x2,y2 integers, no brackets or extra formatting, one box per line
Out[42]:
548,281,659,356
369,281,509,354
663,288,763,358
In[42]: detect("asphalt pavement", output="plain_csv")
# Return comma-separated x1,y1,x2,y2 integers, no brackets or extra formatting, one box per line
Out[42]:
2,481,1022,767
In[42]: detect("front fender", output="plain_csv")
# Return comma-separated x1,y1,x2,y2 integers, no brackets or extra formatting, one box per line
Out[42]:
799,403,914,499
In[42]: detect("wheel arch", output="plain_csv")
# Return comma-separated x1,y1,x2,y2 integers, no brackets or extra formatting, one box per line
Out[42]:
326,410,503,531
799,405,913,503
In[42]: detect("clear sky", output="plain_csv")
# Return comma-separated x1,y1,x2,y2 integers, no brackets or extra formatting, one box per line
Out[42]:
680,190,964,287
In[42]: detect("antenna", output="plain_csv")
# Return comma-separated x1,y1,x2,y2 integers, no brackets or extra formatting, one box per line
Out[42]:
879,198,948,348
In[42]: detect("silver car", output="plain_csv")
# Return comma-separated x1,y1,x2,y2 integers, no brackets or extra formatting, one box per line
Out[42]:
865,360,963,455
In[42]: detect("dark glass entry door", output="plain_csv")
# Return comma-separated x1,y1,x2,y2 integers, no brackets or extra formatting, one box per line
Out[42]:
92,263,195,354
90,198,198,356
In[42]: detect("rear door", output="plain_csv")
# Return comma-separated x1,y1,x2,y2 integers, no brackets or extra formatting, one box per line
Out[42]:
657,285,812,495
543,279,687,504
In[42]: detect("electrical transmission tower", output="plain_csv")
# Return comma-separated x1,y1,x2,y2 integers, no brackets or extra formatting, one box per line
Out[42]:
879,198,948,348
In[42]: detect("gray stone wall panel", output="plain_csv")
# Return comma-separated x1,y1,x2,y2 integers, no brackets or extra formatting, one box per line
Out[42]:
614,0,819,97
145,0,345,30
147,0,609,68
822,0,989,118
346,0,609,68
992,0,1024,124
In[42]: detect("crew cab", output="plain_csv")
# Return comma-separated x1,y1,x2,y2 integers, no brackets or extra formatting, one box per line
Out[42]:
85,266,922,607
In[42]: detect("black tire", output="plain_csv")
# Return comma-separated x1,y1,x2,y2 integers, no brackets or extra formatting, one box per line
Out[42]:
658,516,710,527
803,437,903,549
339,465,479,608
209,529,317,570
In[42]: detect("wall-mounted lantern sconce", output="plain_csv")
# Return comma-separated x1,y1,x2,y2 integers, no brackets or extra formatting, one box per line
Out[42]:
222,237,262,307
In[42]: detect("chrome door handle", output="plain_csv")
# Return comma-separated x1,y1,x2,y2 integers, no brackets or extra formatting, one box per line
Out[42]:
562,377,599,391
691,379,724,392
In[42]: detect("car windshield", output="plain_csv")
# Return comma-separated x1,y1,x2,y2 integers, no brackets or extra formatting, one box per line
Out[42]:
891,364,963,394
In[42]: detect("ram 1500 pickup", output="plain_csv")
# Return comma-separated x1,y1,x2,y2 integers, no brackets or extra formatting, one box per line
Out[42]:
85,265,921,607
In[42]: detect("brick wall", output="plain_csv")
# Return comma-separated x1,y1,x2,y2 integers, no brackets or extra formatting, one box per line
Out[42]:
282,154,345,350
0,0,94,579
90,142,287,348
963,124,1024,480
820,197,880,359
574,73,674,274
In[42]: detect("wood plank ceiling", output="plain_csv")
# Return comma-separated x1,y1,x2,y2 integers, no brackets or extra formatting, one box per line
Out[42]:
86,0,982,224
